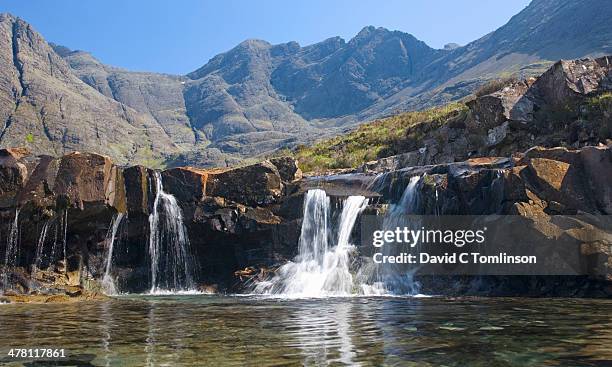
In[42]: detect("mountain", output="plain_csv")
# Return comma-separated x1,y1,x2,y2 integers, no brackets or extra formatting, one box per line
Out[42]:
0,14,178,166
0,0,611,167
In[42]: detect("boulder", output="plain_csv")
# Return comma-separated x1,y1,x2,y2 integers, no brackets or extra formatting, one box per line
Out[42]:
466,80,534,128
206,161,283,207
17,155,59,208
533,56,612,107
0,148,30,208
519,145,611,214
579,146,612,214
53,152,125,211
161,166,210,203
269,157,302,182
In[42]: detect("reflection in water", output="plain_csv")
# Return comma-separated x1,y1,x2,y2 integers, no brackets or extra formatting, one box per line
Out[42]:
145,305,156,367
289,301,358,366
0,296,610,366
100,301,113,367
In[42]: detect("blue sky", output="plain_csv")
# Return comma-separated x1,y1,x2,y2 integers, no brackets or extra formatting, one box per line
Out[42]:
2,0,531,75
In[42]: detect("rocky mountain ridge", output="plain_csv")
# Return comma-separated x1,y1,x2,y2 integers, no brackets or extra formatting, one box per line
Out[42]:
1,0,611,167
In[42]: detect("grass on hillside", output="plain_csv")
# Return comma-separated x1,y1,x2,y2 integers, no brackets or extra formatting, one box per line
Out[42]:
292,103,468,173
586,92,612,139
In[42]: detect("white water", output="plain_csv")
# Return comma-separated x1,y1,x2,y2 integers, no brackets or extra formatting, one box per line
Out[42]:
62,209,68,273
31,220,51,281
48,210,69,273
1,208,20,291
363,175,423,295
148,172,195,293
101,212,125,295
255,190,368,297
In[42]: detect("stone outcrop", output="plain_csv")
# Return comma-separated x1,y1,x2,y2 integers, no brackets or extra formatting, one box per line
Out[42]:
0,144,610,298
357,56,612,175
0,151,301,296
355,145,612,294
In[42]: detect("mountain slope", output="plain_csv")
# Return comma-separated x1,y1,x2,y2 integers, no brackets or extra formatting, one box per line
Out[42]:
1,0,611,167
349,0,612,120
0,14,178,166
56,46,196,148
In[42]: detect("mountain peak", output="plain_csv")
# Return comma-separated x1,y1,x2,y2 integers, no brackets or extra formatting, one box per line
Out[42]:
0,12,17,22
236,39,272,50
352,26,390,42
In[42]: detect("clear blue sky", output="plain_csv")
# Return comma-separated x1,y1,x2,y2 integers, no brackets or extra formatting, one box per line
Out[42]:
2,0,531,75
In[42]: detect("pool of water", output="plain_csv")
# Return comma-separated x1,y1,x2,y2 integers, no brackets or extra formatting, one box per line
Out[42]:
0,296,610,366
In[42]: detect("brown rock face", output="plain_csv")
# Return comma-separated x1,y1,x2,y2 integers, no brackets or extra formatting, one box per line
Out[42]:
206,161,283,207
0,143,609,296
161,167,209,203
53,152,125,212
0,148,29,208
528,158,570,191
269,157,303,182
123,165,152,215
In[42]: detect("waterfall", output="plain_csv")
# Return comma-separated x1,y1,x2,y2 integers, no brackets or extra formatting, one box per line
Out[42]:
49,220,58,269
1,208,20,291
101,212,125,295
31,220,51,279
62,209,68,273
255,190,368,297
362,175,423,295
148,171,195,294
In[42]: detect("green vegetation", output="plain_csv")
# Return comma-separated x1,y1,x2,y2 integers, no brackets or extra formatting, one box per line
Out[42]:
586,92,612,112
25,133,34,144
293,103,467,172
586,92,612,139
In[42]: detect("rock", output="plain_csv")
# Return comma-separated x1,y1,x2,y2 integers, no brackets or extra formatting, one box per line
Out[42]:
206,161,283,206
533,57,612,107
162,166,210,203
487,121,510,147
0,148,29,208
269,157,302,182
53,152,126,211
17,155,59,208
357,150,425,173
467,80,534,127
527,158,570,192
123,165,152,215
579,146,612,214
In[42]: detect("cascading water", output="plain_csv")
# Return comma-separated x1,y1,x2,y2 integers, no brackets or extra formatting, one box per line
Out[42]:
62,209,68,273
255,189,368,297
358,175,423,295
1,208,20,291
48,210,68,274
148,171,195,294
31,220,51,280
101,212,125,295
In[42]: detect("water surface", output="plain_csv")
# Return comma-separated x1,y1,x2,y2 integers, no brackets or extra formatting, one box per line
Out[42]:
0,296,610,366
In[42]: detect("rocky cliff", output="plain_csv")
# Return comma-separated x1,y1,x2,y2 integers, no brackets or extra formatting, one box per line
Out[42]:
0,140,610,300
